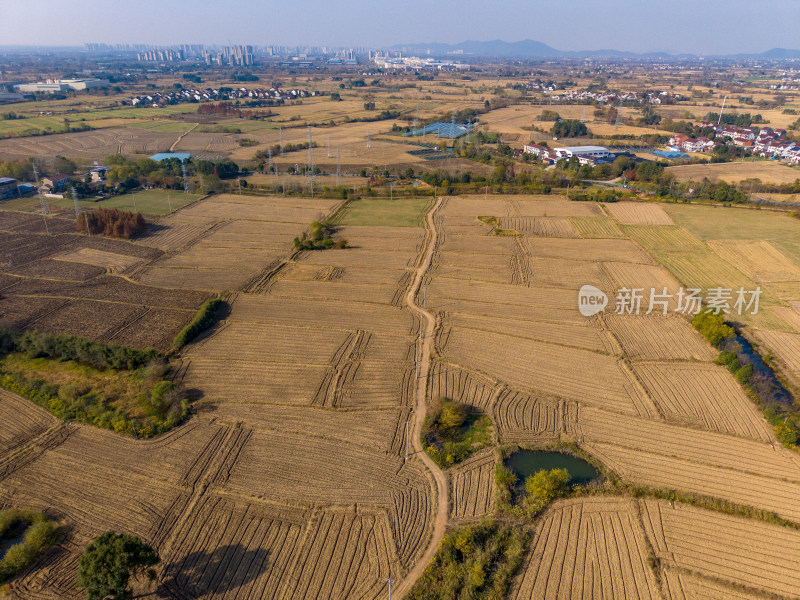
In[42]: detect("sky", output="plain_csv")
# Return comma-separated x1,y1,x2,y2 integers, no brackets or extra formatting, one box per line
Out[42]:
4,0,800,55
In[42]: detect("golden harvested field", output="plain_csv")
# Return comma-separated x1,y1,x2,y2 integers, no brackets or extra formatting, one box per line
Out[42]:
752,330,800,386
642,499,800,599
707,239,800,284
570,216,626,239
440,327,649,416
0,212,209,352
511,498,800,600
509,497,661,600
493,391,578,445
667,161,800,185
0,192,439,600
604,201,674,225
53,247,145,274
5,180,800,600
0,390,59,455
448,449,496,519
136,194,341,291
603,315,717,361
632,361,772,439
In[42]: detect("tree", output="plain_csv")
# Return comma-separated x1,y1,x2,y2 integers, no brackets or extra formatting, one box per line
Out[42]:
78,532,159,600
523,468,570,516
54,156,77,175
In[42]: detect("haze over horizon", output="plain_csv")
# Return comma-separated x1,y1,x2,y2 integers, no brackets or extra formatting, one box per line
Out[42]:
4,0,800,56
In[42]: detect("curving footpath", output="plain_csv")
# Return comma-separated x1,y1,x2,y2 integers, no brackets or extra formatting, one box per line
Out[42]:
395,196,447,599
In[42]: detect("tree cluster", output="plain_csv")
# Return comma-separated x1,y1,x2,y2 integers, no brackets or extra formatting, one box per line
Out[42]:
552,119,588,137
407,520,528,600
292,221,347,251
9,329,158,371
78,532,159,600
77,208,146,238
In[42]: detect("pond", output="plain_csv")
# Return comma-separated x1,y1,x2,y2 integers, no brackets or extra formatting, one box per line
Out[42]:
505,450,599,487
734,334,791,406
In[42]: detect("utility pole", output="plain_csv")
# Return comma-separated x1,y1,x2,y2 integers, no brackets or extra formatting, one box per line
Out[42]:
279,126,283,156
71,185,81,218
167,192,172,213
405,421,409,461
337,146,341,187
718,95,728,126
387,578,394,600
308,126,314,198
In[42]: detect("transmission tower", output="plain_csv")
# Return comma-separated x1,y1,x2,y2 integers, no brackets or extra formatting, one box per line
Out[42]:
181,161,189,193
366,129,371,149
614,108,621,130
307,126,314,198
336,146,341,186
279,126,284,156
327,136,331,158
267,147,273,172
717,95,728,126
71,186,81,218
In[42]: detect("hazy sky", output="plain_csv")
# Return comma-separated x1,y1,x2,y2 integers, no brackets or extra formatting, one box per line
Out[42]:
4,0,800,54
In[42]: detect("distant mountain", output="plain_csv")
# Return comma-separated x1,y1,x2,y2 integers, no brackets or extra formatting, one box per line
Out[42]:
757,47,800,59
390,39,562,57
389,39,800,60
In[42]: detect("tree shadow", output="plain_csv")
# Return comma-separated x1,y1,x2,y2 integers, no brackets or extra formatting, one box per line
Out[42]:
158,544,270,598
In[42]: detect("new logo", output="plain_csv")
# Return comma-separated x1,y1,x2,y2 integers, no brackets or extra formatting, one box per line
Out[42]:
578,285,608,317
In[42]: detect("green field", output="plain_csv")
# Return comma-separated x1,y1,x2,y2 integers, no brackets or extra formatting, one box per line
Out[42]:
0,104,199,137
0,190,203,216
334,197,431,227
126,121,199,133
663,204,800,266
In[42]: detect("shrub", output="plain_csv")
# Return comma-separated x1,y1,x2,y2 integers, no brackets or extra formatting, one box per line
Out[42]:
13,331,158,371
172,297,223,350
407,520,528,600
0,509,56,583
522,468,570,516
691,309,735,348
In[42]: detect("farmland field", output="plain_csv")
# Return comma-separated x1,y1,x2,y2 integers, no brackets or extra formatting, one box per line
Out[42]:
2,64,800,599
666,160,800,184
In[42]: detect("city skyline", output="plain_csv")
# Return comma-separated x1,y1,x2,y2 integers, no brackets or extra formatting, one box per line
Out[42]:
4,0,800,56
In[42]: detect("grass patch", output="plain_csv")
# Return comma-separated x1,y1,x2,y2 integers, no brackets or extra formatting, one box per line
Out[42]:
0,509,56,583
407,519,528,600
422,398,493,468
0,331,188,437
333,197,430,227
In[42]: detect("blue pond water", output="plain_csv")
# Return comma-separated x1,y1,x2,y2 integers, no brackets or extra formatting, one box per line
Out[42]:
505,450,599,486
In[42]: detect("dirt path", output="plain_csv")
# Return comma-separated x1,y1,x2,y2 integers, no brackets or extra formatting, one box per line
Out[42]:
170,123,198,152
395,195,447,599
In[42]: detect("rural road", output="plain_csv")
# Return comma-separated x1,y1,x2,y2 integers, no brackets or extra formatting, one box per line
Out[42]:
170,122,198,152
395,195,447,599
